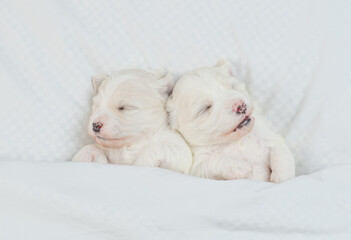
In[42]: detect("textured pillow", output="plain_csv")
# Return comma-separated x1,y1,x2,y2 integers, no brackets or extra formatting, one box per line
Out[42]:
1,0,350,175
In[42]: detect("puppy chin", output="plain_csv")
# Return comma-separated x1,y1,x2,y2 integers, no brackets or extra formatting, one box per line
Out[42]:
93,136,128,148
87,129,127,148
225,117,255,142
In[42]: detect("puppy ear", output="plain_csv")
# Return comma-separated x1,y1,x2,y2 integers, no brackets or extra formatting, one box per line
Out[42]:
91,74,108,92
157,72,175,97
216,59,233,76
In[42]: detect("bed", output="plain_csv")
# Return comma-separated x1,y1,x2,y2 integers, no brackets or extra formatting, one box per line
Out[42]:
1,0,350,239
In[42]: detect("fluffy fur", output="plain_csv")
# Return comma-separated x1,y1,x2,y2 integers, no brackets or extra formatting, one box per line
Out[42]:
72,69,192,174
167,60,295,182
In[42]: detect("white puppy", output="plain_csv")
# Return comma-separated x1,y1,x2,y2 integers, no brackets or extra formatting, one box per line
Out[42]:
72,69,192,174
167,60,295,182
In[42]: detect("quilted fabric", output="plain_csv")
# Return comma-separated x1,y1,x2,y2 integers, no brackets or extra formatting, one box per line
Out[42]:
0,0,350,175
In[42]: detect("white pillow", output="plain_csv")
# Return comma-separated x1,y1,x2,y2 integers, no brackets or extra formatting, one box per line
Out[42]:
1,0,350,176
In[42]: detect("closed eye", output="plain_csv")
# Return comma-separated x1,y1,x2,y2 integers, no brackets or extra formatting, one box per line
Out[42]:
196,104,212,118
117,105,137,111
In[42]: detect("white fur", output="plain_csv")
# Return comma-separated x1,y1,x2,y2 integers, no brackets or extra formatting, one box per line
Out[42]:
167,60,295,182
72,69,192,174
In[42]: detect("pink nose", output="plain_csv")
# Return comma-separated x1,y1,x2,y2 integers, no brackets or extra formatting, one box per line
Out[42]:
92,122,103,133
232,101,247,114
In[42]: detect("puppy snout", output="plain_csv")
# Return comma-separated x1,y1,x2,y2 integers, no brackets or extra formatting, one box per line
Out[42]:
92,122,103,133
232,102,247,114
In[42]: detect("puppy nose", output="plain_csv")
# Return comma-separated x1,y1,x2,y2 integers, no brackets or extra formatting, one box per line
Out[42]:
232,102,247,114
92,122,103,133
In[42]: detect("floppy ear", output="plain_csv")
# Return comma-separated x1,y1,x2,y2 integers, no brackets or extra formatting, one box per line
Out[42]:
91,74,108,92
216,59,233,76
157,72,175,97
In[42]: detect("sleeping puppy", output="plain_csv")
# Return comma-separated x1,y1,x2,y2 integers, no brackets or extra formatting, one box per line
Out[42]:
72,69,192,174
167,60,295,182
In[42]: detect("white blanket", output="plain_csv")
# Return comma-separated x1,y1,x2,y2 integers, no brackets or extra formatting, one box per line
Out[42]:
0,161,350,239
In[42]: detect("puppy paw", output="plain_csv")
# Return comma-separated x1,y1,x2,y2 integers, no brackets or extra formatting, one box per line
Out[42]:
269,139,296,183
270,168,295,183
72,144,108,164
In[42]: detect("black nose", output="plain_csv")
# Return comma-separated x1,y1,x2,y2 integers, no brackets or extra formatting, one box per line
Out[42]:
92,122,103,133
236,103,247,114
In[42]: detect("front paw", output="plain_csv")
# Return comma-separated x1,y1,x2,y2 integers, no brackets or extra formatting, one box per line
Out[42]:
72,144,108,164
269,140,296,183
270,168,295,183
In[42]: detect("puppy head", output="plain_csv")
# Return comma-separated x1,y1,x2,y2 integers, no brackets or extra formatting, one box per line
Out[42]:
167,60,254,146
89,69,174,148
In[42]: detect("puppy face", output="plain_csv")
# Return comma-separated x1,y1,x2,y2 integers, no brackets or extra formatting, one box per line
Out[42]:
167,60,254,146
89,69,174,148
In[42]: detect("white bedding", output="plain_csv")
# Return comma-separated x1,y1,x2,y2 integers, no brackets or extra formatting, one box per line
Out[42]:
1,0,351,239
0,162,350,239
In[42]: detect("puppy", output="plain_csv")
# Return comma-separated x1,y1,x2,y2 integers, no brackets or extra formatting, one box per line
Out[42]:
72,69,192,174
167,60,295,182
